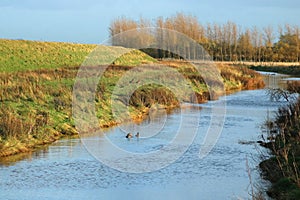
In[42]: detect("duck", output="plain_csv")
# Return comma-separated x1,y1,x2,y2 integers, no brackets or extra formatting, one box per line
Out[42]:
126,133,133,139
135,132,140,138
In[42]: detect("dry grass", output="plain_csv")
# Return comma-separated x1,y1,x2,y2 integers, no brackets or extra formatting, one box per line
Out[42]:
260,82,300,199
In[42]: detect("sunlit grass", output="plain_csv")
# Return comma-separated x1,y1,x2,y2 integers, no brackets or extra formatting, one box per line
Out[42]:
0,39,156,72
0,39,264,157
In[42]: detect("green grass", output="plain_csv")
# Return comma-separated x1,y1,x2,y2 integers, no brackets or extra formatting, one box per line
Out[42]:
0,39,156,157
0,39,156,72
0,39,265,159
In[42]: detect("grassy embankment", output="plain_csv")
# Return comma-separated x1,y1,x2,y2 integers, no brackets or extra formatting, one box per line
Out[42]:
0,39,264,158
258,78,300,199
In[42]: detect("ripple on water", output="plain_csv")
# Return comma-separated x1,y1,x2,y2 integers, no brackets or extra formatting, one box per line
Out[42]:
0,88,288,200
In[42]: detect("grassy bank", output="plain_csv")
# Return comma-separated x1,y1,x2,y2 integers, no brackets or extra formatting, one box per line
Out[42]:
0,39,156,156
259,81,300,199
0,39,156,72
0,39,264,158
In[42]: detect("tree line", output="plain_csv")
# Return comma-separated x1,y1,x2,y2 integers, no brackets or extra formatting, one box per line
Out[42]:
109,13,300,62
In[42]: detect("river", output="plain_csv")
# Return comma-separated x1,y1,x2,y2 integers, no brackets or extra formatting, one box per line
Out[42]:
0,73,292,200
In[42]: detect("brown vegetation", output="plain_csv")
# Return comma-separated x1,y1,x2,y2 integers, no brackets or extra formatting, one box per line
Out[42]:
260,81,300,199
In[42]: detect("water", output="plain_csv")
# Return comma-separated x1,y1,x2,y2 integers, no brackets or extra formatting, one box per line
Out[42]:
0,74,293,200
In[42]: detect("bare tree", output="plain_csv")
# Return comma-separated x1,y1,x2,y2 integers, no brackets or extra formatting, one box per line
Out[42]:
109,15,300,62
263,26,275,61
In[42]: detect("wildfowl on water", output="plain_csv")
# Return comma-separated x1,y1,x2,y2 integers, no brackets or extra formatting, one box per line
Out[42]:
135,132,140,138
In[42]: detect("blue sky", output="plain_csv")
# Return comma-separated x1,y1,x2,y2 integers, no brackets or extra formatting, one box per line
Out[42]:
1,0,300,44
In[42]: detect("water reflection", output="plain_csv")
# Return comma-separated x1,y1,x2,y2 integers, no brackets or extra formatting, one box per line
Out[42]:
0,147,49,167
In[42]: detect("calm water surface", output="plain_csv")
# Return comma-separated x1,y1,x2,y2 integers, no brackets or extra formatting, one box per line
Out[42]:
0,74,292,200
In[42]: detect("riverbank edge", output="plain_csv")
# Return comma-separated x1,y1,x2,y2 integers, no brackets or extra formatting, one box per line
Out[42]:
248,65,300,77
0,88,258,159
0,62,265,159
213,61,300,77
0,100,189,157
257,79,300,199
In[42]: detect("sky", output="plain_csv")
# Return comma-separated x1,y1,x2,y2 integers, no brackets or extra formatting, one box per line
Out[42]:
0,0,300,44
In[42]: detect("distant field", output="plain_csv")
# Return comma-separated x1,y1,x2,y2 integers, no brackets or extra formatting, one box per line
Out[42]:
214,61,300,76
249,65,300,76
0,39,156,72
214,61,300,67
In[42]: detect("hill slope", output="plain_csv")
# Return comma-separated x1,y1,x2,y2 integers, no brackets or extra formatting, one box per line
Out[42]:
0,39,156,72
